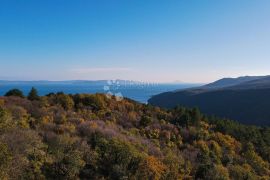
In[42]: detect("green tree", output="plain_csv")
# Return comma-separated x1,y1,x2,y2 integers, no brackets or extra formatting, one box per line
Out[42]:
82,95,105,111
172,107,192,127
0,107,13,132
96,138,141,179
56,94,74,110
228,164,257,180
242,142,270,176
195,164,212,179
44,134,85,179
140,115,153,127
28,87,40,101
163,151,185,179
5,89,24,98
191,107,201,126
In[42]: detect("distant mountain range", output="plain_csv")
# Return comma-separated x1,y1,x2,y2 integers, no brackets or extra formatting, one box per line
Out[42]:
148,75,270,126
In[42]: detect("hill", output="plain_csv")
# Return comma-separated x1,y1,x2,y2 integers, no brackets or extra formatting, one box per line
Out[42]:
203,76,267,89
226,76,270,90
1,92,270,179
148,76,270,126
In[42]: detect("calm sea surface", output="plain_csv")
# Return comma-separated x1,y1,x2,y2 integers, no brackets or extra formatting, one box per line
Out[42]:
0,82,198,103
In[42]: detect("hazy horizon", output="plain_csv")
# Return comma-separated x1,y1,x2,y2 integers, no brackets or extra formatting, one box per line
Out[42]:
0,78,202,84
0,75,270,84
1,0,270,83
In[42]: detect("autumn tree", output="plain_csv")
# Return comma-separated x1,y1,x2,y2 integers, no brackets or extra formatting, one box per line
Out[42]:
0,141,12,179
137,156,166,180
0,107,13,132
55,94,74,110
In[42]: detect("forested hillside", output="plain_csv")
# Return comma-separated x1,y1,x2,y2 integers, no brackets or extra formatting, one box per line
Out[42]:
0,89,270,179
149,76,270,126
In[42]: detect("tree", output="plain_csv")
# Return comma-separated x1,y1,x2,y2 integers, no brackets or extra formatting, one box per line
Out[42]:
163,151,185,179
73,94,105,111
195,164,212,179
0,107,13,132
137,156,166,180
140,115,153,127
228,164,257,180
28,87,39,101
0,141,12,179
1,130,47,179
43,134,85,179
82,95,105,111
172,107,192,127
93,138,141,179
242,142,270,176
5,89,24,98
190,107,201,126
56,94,74,110
9,106,30,128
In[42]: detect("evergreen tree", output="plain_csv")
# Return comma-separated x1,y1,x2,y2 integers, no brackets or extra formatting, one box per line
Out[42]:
28,87,39,101
191,107,201,126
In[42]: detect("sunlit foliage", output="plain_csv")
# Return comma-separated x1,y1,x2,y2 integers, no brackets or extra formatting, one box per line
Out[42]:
0,90,270,179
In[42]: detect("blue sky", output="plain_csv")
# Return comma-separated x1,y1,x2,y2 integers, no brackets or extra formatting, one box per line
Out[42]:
0,0,270,83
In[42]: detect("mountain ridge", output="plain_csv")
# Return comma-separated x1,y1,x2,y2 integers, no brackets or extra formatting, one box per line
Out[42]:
148,75,270,126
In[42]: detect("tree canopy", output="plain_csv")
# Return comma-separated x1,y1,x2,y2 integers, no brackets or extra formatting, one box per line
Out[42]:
4,89,24,98
27,87,40,101
0,90,270,179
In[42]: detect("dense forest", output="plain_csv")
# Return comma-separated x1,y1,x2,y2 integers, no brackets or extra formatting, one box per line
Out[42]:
1,88,270,179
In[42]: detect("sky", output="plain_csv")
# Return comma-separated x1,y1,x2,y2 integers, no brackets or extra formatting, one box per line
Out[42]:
0,0,270,83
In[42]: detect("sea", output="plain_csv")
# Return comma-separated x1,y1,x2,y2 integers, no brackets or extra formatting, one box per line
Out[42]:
0,81,199,103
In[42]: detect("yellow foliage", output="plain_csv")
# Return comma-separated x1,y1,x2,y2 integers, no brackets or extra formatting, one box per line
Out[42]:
89,121,98,129
209,140,222,159
244,147,270,176
212,132,241,153
41,115,53,124
0,99,5,107
195,140,209,153
137,156,166,180
212,164,230,180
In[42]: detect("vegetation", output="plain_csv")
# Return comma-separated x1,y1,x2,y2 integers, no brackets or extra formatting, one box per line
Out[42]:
4,89,24,98
148,81,270,126
28,87,40,101
0,89,270,179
